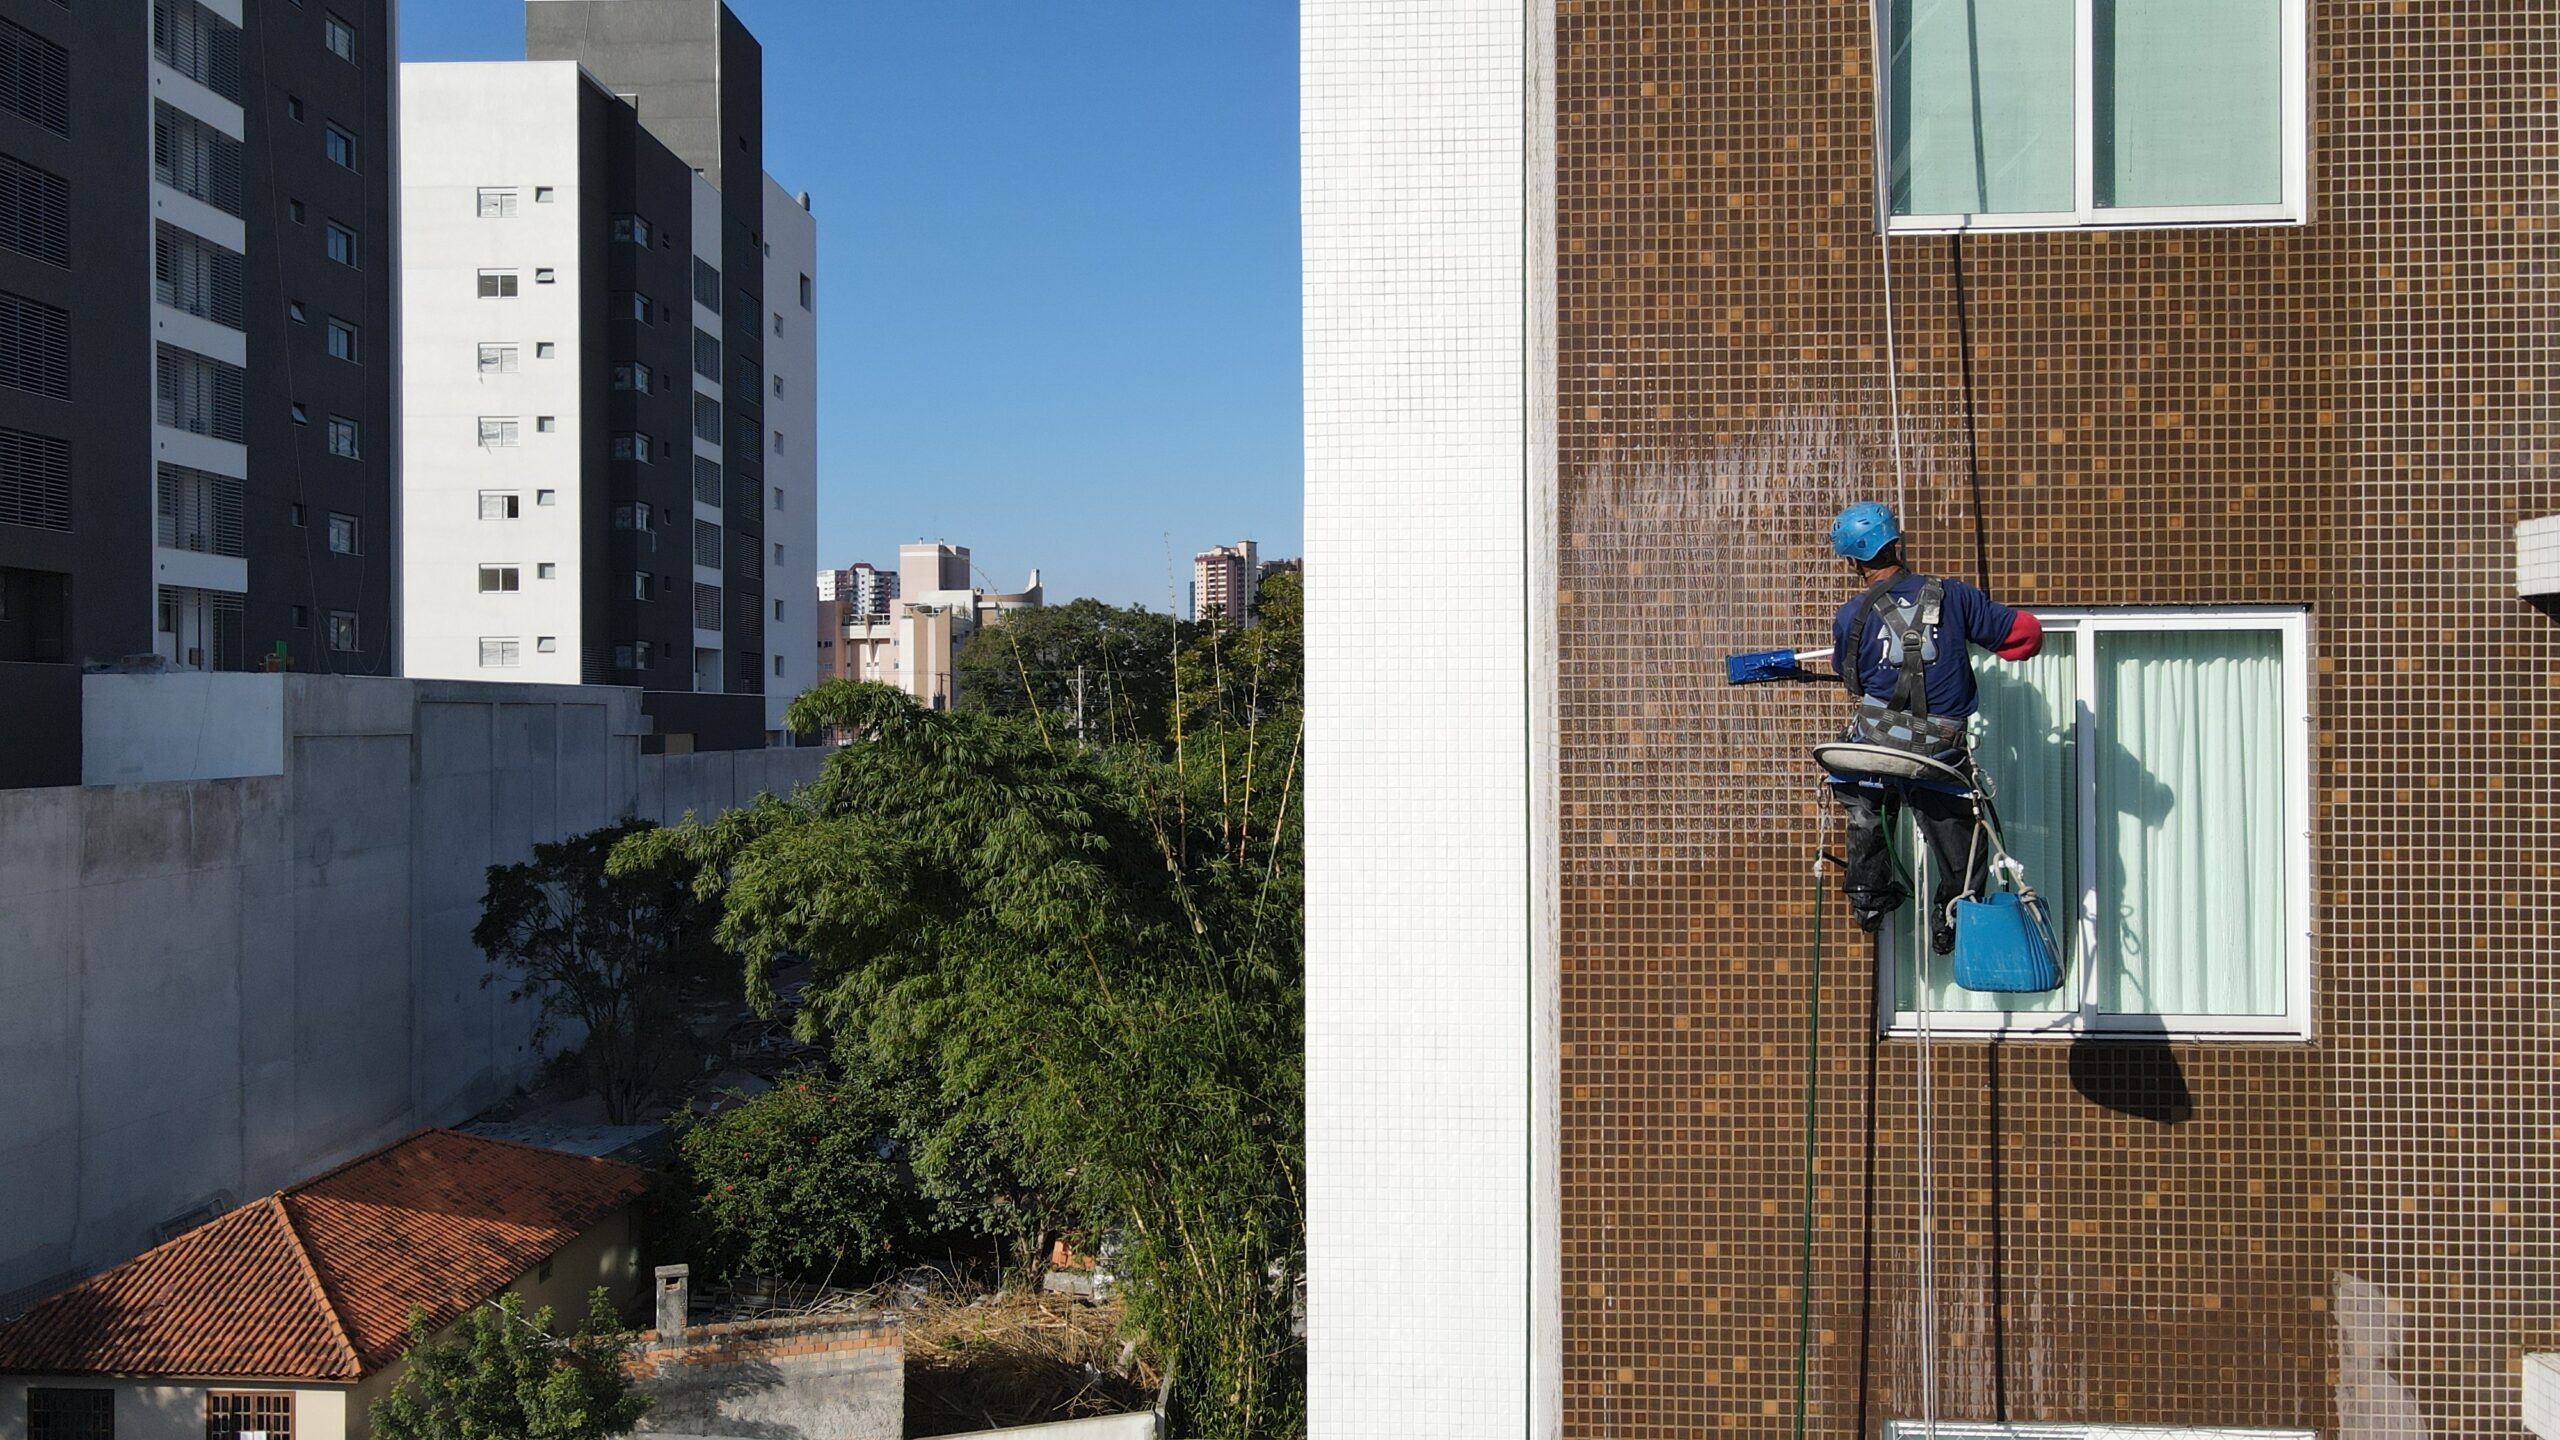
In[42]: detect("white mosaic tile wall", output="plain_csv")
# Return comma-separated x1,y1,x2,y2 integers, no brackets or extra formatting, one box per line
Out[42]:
1303,2,1545,1434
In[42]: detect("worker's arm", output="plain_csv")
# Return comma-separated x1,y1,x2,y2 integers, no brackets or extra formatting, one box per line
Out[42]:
1994,610,2043,661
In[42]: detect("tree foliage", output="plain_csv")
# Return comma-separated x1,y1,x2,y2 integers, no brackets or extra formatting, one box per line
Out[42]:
473,821,714,1124
368,1290,650,1440
676,1073,917,1282
953,596,1184,744
617,621,1306,1435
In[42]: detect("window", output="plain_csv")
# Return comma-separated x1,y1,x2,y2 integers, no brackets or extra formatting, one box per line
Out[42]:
479,637,520,667
534,186,555,203
616,290,652,323
692,328,720,380
632,572,653,600
772,431,785,456
290,605,307,628
287,96,305,121
155,1,243,104
158,346,247,440
476,186,517,218
28,1386,113,1440
324,317,357,362
614,503,651,532
610,213,652,246
772,598,783,622
773,654,784,678
798,273,812,310
321,11,354,62
477,565,519,593
535,488,556,506
478,491,518,520
771,486,783,511
326,511,358,553
289,503,305,525
477,417,518,448
326,415,358,458
693,258,721,312
772,541,784,567
534,267,555,285
326,613,356,652
154,104,242,215
477,342,518,374
287,302,306,322
773,374,784,399
772,311,784,337
537,635,557,652
534,341,556,360
156,224,246,328
322,123,356,170
612,362,653,392
324,221,357,267
1887,609,2310,1039
536,416,555,433
693,394,721,444
536,562,556,579
288,402,310,425
1883,0,2305,232
287,198,305,224
693,455,723,505
477,269,517,299
611,432,652,463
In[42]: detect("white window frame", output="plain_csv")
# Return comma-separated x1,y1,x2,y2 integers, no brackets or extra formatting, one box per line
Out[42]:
476,187,518,219
1881,0,2309,235
477,416,520,449
477,491,519,520
1882,607,2311,1042
477,342,518,374
477,565,520,594
478,637,521,668
478,270,518,299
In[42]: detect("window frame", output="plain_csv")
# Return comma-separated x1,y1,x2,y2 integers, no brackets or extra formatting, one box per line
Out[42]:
325,511,359,554
479,636,521,667
28,1386,114,1440
325,415,359,458
477,269,518,299
477,342,518,374
477,490,519,520
476,186,518,219
326,611,357,651
477,565,520,594
320,12,354,63
324,316,358,362
1879,0,2310,235
323,220,357,268
1881,606,2312,1042
322,123,356,171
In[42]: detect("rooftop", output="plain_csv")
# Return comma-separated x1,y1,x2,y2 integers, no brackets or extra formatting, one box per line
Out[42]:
0,1129,649,1383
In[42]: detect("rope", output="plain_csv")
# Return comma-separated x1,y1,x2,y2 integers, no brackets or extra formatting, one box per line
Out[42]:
1912,808,1938,1440
1793,851,1829,1440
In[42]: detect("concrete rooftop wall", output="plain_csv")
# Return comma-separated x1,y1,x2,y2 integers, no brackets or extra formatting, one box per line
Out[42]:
0,675,822,1305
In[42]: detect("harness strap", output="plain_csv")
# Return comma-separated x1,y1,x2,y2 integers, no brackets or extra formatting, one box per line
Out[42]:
1842,573,1946,717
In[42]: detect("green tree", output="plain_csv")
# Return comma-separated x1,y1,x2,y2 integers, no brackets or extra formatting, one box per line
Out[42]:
616,674,1305,1438
369,1290,650,1440
473,821,714,1124
953,597,1184,744
676,1072,917,1282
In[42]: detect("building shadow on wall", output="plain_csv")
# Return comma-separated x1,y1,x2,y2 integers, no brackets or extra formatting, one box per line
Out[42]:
2068,1017,2194,1124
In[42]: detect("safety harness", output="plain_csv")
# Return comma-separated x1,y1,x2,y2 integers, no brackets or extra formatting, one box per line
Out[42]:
1839,573,1968,763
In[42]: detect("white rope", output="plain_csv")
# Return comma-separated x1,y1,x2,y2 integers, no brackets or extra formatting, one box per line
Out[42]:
1911,811,1938,1440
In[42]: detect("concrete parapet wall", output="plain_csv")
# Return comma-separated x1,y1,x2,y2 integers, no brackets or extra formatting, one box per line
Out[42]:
0,675,824,1305
634,1314,902,1440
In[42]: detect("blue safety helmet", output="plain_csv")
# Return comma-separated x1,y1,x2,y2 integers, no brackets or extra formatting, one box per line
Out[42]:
1829,502,1901,562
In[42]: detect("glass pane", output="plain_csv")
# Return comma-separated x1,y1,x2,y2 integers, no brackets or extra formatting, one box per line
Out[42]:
1894,634,2077,1015
2094,0,2284,208
1887,0,2076,216
2094,629,2287,1016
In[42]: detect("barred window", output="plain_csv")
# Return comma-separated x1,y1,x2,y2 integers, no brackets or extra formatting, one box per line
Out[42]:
0,17,70,135
0,425,69,531
0,153,69,266
693,518,721,568
0,289,70,399
693,394,721,444
153,0,243,103
155,346,246,442
154,103,243,216
206,1392,291,1440
693,454,722,506
155,224,245,329
27,1386,113,1440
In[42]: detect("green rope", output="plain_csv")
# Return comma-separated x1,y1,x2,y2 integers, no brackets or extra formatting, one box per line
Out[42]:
1793,859,1825,1440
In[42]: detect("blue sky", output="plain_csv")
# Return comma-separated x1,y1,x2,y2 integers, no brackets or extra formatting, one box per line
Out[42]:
401,1,1302,610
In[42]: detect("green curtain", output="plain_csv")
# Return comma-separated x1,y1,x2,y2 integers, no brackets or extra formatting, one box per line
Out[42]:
1894,636,2076,1016
2094,0,2284,208
2094,630,2287,1016
1888,0,2075,216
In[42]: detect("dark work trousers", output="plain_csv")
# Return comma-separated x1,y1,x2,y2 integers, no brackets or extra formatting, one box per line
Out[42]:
1832,778,1985,937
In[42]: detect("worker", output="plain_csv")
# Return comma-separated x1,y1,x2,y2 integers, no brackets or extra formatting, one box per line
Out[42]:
1827,502,2043,953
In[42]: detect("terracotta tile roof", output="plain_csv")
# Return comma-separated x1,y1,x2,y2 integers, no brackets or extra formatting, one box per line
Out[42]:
0,1130,649,1382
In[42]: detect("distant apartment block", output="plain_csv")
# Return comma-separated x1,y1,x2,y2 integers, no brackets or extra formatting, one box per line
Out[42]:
399,0,816,750
817,561,896,617
818,542,1041,710
1192,539,1259,623
815,561,896,684
0,0,400,786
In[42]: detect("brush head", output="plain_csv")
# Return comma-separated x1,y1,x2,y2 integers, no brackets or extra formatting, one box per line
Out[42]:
1723,648,1811,685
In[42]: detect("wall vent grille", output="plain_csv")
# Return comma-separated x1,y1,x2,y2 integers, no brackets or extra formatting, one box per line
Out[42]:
0,425,69,531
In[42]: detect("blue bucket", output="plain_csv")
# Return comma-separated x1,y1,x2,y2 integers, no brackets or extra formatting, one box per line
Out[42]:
1951,891,2064,993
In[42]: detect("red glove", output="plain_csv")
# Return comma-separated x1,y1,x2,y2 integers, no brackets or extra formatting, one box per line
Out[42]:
1995,611,2044,661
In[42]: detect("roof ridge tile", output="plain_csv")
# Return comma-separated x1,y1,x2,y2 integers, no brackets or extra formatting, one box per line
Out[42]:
269,1194,365,1380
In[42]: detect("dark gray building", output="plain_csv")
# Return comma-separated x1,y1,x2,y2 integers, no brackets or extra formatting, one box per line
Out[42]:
0,0,400,787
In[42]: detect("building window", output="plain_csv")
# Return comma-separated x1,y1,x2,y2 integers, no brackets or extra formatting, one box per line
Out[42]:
537,635,557,652
477,565,519,593
614,503,651,533
324,317,358,362
610,213,652,246
477,342,518,374
326,511,358,553
287,302,306,323
632,572,653,601
611,432,652,464
321,11,354,63
692,258,721,312
772,431,785,456
477,417,519,448
772,598,783,622
612,362,654,392
1888,609,2310,1039
325,415,359,458
287,96,305,122
289,402,309,424
476,186,518,218
536,416,556,433
477,269,518,299
322,123,356,170
324,221,358,267
287,198,305,224
535,489,556,506
616,291,652,323
772,654,784,677
693,394,721,444
534,341,556,359
1884,0,2304,232
798,273,812,310
479,637,520,667
290,605,308,628
289,503,305,526
771,486,783,511
325,613,356,652
27,1386,113,1440
772,374,784,399
534,185,555,203
536,562,556,579
478,491,519,520
534,267,555,285
772,311,783,337
692,328,720,379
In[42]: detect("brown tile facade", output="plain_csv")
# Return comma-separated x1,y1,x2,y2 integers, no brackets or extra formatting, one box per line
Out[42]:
1555,2,2560,1435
